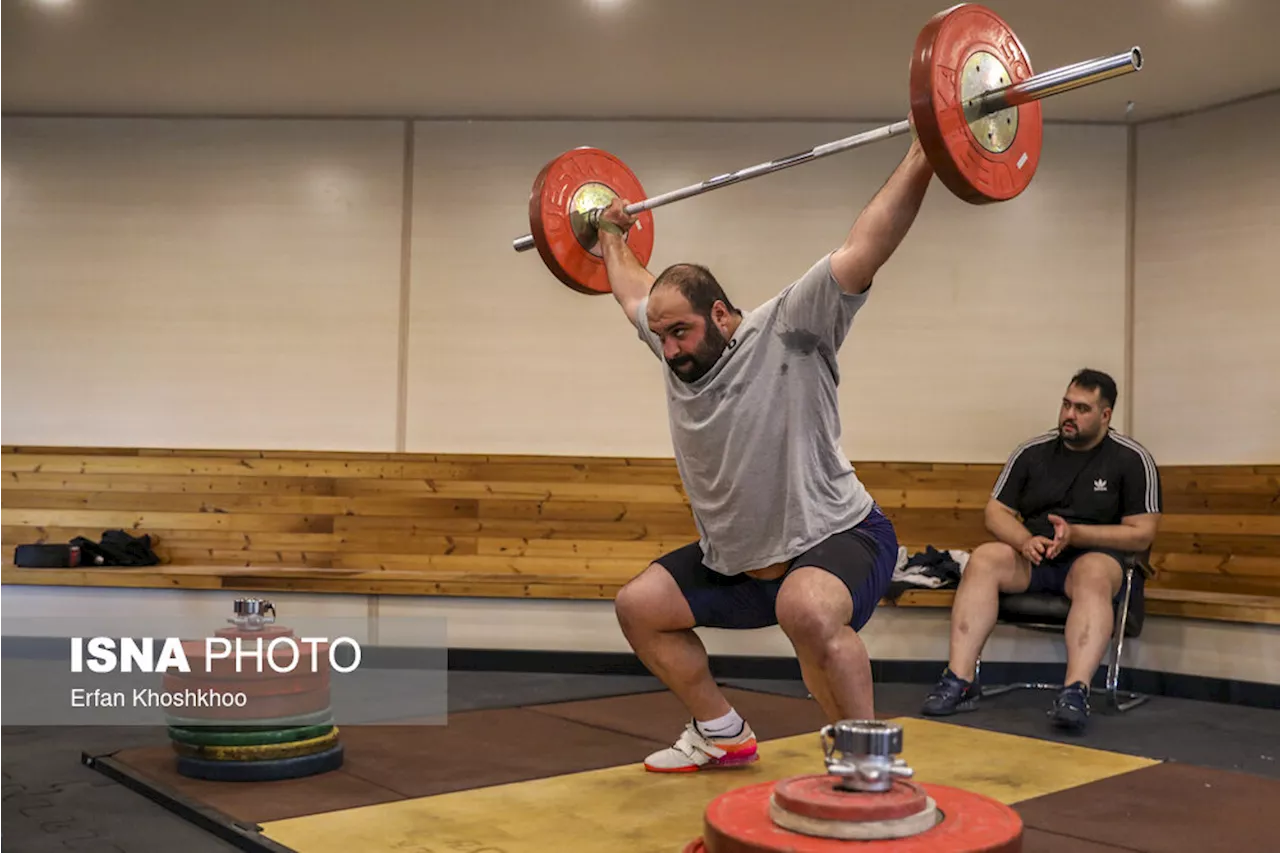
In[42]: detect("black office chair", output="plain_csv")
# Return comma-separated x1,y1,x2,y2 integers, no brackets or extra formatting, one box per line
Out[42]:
977,556,1151,712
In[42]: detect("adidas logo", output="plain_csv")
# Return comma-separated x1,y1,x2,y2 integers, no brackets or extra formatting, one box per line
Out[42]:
1093,479,1108,492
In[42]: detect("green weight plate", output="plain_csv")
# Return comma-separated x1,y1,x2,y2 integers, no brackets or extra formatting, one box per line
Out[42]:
176,743,345,782
163,706,333,732
168,723,334,747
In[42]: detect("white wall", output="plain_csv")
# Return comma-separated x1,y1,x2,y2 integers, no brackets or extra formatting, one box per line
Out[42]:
0,116,1130,462
408,120,1129,461
1133,93,1280,464
1,118,406,451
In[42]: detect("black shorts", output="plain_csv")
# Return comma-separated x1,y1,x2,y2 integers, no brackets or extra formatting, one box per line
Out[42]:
654,506,899,631
1026,547,1136,602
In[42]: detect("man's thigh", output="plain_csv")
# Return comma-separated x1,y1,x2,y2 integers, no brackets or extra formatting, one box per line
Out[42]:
654,542,780,630
1029,548,1126,599
787,508,899,631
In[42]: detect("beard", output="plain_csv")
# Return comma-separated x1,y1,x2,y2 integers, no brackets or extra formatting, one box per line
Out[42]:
1059,419,1097,447
667,321,729,384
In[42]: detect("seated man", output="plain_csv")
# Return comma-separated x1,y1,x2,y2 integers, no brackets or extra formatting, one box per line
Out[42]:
922,369,1162,732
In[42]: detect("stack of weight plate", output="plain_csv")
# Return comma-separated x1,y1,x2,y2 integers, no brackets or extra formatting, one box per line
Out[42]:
163,619,345,782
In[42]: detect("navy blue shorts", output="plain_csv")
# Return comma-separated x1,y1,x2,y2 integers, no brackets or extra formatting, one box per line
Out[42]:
655,506,899,631
1026,547,1133,602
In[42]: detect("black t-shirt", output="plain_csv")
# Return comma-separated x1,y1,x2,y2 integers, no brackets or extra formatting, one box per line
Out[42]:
992,429,1162,544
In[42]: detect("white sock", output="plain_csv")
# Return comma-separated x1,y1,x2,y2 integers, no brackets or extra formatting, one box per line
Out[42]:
696,708,745,739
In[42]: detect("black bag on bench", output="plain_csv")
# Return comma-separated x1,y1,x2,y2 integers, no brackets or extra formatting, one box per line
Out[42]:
14,530,160,568
13,543,84,568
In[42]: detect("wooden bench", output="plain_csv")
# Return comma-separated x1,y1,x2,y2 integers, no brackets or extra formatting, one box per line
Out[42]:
3,446,1277,625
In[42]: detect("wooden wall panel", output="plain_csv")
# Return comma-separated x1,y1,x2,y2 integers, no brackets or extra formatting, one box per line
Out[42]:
3,447,1276,616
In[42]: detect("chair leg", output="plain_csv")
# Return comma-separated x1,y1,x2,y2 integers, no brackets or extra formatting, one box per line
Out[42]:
1105,567,1149,712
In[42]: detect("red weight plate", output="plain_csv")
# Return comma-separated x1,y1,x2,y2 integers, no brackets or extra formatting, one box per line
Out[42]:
163,669,329,699
910,4,1043,204
527,147,655,295
772,775,931,823
215,625,294,641
701,781,1022,853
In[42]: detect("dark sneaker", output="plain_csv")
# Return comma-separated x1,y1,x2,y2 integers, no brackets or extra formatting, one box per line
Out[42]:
1049,682,1091,731
921,668,981,716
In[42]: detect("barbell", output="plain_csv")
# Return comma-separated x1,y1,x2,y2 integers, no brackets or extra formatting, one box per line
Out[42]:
511,3,1143,295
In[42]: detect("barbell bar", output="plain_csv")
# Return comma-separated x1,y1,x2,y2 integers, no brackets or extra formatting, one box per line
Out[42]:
511,46,1139,256
515,4,1145,295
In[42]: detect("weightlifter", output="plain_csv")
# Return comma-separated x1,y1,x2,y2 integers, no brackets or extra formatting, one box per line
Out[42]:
595,138,934,772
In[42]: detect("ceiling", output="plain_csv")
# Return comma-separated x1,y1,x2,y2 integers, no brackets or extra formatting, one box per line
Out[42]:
3,0,1278,123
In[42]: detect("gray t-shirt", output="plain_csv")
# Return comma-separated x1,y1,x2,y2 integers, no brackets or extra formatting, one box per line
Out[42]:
634,253,876,576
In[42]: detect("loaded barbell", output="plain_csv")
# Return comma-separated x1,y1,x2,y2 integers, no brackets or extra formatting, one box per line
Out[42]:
512,3,1143,295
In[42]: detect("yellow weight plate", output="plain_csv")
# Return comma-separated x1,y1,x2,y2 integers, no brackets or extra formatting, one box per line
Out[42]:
171,727,339,762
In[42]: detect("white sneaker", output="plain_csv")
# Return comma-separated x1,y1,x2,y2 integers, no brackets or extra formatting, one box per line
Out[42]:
643,721,759,773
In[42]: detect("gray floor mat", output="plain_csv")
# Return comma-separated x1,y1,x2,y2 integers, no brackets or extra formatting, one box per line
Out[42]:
3,725,242,853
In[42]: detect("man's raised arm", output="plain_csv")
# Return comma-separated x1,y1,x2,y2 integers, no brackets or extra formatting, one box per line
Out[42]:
830,138,934,295
596,198,655,327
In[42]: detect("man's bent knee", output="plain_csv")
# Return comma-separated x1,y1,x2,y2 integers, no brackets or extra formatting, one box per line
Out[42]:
776,568,853,652
962,542,1030,593
1064,553,1122,600
615,563,696,632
